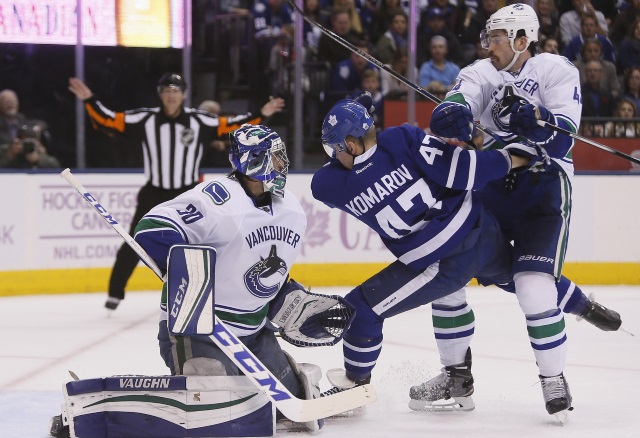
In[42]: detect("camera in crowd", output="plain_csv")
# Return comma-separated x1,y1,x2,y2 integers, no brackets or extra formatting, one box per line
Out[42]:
17,121,51,155
21,139,37,154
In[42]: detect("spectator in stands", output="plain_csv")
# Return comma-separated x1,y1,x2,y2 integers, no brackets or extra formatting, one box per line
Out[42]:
559,0,608,47
0,123,60,169
424,0,459,30
330,40,377,98
540,36,560,54
0,90,26,148
535,0,560,41
417,6,464,66
617,18,640,75
609,0,640,46
379,47,418,98
370,0,405,42
562,14,615,63
457,0,499,67
303,0,324,59
581,60,615,117
333,0,365,37
613,98,638,138
574,39,621,99
375,8,408,64
557,0,618,26
623,67,640,113
318,7,363,66
197,100,232,168
251,0,293,101
418,36,460,98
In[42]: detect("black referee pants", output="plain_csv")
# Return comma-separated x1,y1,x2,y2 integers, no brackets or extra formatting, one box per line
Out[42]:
108,181,198,300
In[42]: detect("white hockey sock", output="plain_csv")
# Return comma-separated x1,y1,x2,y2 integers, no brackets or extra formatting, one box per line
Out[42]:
432,289,474,366
515,272,567,377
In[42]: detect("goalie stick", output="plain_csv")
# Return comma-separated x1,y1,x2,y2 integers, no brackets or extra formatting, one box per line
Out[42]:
59,168,377,422
287,0,640,166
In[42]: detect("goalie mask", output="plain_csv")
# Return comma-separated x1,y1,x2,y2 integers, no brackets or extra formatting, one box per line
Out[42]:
480,3,539,71
321,99,374,158
229,124,290,198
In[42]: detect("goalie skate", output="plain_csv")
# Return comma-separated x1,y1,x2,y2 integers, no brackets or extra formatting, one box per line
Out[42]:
408,348,475,412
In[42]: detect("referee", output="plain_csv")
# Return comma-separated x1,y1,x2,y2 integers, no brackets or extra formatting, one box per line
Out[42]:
68,73,286,310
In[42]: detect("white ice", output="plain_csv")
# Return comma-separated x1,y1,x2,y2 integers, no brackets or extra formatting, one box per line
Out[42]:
1,286,639,438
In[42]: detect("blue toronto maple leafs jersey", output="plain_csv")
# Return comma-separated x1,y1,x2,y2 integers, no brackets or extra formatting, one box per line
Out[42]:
311,124,512,272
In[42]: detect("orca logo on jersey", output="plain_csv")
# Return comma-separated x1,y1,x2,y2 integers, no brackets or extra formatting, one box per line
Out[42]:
243,245,287,298
181,128,195,147
491,85,530,131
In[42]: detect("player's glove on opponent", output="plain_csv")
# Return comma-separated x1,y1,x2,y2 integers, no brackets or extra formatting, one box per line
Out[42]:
430,101,475,141
509,103,557,143
268,279,356,347
504,143,551,171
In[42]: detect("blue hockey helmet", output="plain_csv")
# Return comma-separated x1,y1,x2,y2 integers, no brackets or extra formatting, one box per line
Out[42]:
229,124,289,197
321,99,374,158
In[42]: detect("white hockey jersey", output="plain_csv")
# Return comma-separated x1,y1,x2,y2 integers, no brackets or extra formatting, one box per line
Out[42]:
446,54,582,176
135,177,307,337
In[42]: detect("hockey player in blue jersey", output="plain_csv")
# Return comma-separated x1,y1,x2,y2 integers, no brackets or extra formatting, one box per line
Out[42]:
422,3,620,421
310,97,542,399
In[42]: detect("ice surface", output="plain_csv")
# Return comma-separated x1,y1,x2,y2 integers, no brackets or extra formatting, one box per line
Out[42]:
1,286,638,438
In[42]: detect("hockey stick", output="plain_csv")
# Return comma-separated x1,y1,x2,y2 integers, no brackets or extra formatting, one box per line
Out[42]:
286,0,494,149
289,1,639,166
59,168,377,422
537,120,640,166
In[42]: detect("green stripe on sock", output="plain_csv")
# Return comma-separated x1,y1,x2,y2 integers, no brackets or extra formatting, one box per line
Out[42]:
527,318,566,339
432,310,475,329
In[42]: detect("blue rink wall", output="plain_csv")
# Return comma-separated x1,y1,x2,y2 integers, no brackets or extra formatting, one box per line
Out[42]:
1,170,639,296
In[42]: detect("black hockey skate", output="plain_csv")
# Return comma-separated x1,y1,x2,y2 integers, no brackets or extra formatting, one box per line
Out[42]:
49,414,70,438
105,297,121,311
408,348,475,412
540,373,573,423
579,300,621,331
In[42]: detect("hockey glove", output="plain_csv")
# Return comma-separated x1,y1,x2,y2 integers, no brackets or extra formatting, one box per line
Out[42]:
430,101,474,141
349,90,375,115
504,142,551,171
509,103,557,144
268,279,356,347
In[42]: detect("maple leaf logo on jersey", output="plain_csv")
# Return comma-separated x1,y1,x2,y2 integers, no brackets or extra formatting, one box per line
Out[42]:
243,245,287,298
491,85,530,131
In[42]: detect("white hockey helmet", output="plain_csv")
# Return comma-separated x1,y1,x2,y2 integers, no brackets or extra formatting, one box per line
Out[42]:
483,3,539,45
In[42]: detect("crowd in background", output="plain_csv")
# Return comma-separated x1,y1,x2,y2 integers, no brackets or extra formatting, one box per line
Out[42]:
1,0,639,170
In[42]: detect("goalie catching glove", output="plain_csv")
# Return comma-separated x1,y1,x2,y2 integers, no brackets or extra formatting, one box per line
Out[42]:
268,279,356,347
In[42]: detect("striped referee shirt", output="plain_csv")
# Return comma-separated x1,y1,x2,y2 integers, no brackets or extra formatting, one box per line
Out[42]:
83,96,262,189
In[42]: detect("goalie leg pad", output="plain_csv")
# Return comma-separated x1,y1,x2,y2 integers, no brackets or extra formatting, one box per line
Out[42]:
60,375,275,437
183,357,227,376
278,351,324,433
167,244,216,336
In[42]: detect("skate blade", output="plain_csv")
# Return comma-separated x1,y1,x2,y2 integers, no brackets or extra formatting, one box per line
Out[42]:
553,410,570,425
326,406,367,419
408,396,475,412
620,326,635,337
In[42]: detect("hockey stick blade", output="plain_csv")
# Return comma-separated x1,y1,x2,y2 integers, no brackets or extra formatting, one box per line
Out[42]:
60,168,377,422
537,119,640,166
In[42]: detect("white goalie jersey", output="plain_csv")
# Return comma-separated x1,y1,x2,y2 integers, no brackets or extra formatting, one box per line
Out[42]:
447,53,582,175
135,177,307,337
